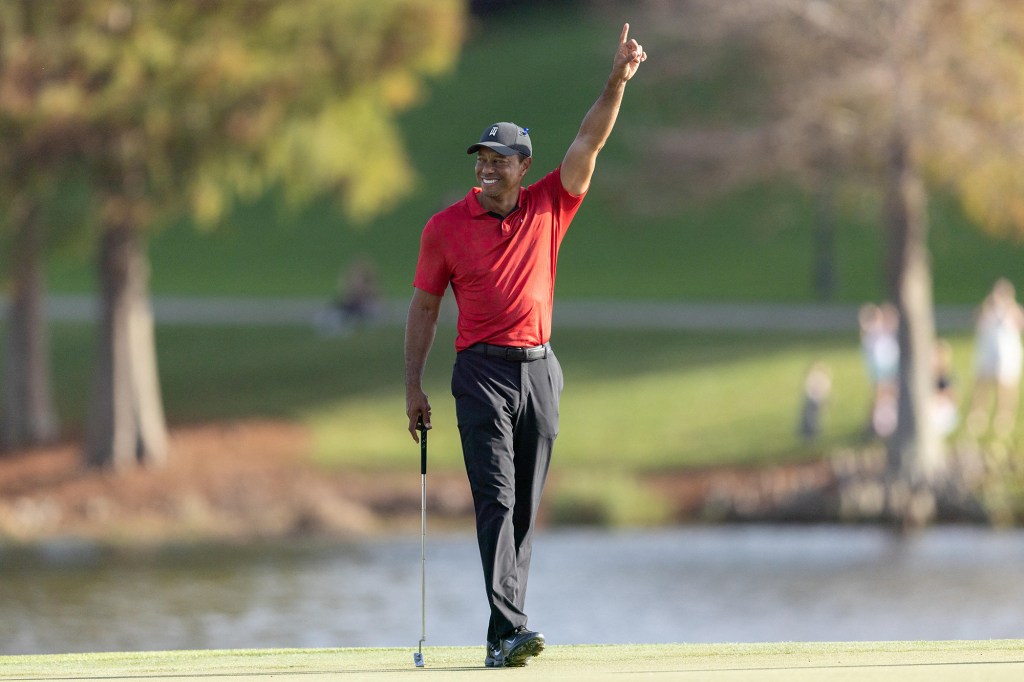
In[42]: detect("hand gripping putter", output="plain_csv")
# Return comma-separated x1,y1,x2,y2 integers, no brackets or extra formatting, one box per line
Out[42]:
413,419,428,668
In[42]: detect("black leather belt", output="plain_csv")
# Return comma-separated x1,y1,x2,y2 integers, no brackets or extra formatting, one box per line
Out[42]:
465,342,550,362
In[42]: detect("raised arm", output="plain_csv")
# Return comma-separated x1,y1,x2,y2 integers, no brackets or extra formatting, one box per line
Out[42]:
561,22,647,196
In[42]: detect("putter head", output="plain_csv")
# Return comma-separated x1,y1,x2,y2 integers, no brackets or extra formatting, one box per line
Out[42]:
413,651,424,667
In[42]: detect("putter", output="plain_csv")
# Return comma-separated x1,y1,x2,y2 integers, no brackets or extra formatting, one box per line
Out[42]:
413,419,428,668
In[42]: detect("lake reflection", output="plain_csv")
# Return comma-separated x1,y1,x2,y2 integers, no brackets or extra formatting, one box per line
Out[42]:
4,526,1024,655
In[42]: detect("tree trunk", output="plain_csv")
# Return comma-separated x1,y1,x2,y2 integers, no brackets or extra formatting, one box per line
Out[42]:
1,200,59,451
812,181,837,301
85,224,168,469
883,127,944,526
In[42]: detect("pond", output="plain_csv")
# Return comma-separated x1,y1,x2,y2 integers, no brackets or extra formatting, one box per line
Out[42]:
3,525,1024,655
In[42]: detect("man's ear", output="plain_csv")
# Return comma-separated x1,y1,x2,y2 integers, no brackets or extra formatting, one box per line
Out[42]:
519,155,532,177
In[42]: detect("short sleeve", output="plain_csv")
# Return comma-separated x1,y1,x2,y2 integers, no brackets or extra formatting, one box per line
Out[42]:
412,217,449,296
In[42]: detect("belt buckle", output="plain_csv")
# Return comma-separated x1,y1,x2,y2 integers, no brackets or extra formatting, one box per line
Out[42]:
506,347,526,361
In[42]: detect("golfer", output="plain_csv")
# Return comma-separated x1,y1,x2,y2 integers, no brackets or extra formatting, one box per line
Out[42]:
404,23,646,668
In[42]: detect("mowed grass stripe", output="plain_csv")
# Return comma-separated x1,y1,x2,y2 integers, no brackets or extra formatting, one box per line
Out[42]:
33,322,1009,474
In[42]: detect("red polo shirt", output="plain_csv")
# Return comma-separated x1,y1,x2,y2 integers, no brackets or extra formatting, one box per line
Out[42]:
413,167,586,352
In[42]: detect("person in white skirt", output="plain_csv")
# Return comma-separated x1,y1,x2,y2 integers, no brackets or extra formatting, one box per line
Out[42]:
967,278,1024,438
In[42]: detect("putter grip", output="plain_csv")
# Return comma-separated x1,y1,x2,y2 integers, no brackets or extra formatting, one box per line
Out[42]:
418,422,427,475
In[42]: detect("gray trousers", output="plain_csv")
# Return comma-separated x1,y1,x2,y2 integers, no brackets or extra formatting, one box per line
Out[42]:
451,347,563,644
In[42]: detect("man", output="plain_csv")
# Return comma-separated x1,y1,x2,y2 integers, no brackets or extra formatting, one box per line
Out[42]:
404,23,646,668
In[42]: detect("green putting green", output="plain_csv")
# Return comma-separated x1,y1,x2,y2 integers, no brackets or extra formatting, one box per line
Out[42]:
2,641,1023,680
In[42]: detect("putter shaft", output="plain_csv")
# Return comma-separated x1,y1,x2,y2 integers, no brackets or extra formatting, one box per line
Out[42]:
419,468,426,647
415,421,427,666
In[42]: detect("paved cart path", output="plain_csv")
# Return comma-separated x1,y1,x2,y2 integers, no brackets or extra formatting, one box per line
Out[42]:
16,294,977,332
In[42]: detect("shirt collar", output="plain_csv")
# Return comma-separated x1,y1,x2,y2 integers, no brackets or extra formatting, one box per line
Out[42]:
466,186,525,219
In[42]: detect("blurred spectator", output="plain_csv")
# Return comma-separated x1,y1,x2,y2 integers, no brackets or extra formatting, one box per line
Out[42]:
932,338,959,438
799,361,832,442
314,257,382,336
967,278,1024,438
859,302,900,438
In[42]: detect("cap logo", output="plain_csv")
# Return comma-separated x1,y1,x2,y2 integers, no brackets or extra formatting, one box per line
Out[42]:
489,126,499,137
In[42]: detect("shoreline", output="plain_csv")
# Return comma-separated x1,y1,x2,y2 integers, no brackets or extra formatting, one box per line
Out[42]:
0,419,1009,549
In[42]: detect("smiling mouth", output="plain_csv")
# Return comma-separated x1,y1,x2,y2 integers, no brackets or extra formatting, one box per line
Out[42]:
481,178,499,186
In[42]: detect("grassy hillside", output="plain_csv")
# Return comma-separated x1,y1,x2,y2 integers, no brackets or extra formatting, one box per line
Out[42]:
19,5,1024,501
43,4,1023,304
19,3,1024,489
40,321,998,477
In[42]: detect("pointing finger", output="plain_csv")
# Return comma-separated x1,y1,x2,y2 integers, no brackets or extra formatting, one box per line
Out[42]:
620,22,629,45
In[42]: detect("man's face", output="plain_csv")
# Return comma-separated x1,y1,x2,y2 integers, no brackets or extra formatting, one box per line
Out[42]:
475,148,530,197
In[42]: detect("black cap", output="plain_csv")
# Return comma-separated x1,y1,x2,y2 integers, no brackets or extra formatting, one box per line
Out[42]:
466,122,532,157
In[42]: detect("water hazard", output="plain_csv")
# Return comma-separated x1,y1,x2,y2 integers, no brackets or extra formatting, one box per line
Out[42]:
4,525,1024,655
